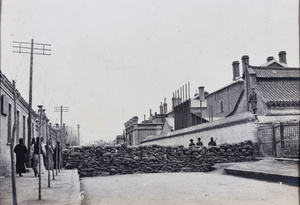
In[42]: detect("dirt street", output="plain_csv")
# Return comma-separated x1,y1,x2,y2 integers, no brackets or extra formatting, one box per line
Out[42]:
80,171,298,205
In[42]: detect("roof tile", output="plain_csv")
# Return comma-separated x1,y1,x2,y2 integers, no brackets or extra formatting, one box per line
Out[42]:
252,67,300,78
253,84,300,103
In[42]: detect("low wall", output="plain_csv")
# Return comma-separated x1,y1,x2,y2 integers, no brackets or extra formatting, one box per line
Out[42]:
141,112,258,147
64,140,254,177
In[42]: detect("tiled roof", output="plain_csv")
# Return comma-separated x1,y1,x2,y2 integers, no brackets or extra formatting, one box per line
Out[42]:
253,84,300,104
252,67,300,78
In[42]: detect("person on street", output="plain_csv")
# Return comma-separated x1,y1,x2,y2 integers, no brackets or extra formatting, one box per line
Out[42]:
45,139,54,170
31,137,46,177
208,137,217,146
29,138,35,171
41,137,47,170
196,137,203,147
53,142,61,169
14,138,28,177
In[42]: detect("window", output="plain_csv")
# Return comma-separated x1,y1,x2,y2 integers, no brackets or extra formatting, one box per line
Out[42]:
23,115,26,141
210,105,214,121
220,101,224,113
7,104,12,143
17,110,20,140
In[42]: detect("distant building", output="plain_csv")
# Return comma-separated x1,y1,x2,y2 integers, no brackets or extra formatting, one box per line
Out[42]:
124,112,164,146
116,135,125,144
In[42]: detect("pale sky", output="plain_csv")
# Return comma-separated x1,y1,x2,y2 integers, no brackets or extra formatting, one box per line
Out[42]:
1,0,299,144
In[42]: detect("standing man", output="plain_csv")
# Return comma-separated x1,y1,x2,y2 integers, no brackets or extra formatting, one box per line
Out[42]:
53,142,61,169
196,137,203,147
248,88,258,115
208,137,217,146
14,138,28,177
189,139,195,147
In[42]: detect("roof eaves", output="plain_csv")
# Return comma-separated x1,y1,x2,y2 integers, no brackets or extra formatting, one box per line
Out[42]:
205,79,244,98
260,59,287,67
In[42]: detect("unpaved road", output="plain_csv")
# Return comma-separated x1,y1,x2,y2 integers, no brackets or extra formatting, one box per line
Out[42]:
80,171,299,205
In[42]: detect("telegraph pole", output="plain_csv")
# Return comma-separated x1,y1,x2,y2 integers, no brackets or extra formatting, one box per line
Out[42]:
54,106,69,171
37,105,43,200
13,40,51,167
10,81,18,205
54,106,69,147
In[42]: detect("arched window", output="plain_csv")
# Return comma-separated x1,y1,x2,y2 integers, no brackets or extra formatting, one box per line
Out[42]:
220,101,224,113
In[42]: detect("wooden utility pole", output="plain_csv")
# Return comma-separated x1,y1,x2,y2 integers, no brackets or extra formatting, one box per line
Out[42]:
37,105,43,200
54,106,69,172
46,117,51,187
10,80,18,205
13,40,51,167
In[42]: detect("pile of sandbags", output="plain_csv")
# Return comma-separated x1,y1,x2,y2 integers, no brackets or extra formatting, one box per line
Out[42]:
64,140,253,177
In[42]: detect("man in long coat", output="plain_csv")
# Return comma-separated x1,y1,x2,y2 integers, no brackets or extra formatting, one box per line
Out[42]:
248,88,258,114
14,138,28,177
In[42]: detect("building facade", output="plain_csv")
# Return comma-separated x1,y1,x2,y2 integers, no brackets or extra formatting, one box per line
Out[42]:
124,116,164,146
0,72,38,176
142,51,299,158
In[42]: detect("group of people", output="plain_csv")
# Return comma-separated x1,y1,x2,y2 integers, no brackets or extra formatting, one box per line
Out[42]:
189,137,217,148
14,137,61,177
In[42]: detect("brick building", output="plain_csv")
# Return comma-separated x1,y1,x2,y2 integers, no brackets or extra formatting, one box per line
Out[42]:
203,51,299,157
205,51,299,119
0,71,69,176
142,51,299,158
0,72,39,176
172,87,208,130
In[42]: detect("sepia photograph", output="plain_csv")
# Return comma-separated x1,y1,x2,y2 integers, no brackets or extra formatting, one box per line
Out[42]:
0,0,299,204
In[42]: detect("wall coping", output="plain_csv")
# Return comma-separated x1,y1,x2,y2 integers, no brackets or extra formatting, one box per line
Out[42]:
141,112,256,143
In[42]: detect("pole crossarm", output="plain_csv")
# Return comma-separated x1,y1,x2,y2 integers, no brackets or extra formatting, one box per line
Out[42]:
12,41,51,56
54,106,69,112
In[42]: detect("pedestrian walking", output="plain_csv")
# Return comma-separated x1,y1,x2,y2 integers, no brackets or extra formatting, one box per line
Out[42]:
41,137,47,170
14,138,28,177
31,137,46,177
45,139,54,170
29,138,35,167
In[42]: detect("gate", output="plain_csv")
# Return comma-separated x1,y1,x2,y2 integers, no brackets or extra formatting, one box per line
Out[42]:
258,122,299,158
282,123,299,158
274,123,299,158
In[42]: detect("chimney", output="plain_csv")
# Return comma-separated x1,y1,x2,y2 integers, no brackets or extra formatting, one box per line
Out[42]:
163,98,167,114
241,55,249,75
278,51,287,64
232,61,240,80
150,109,152,117
172,92,175,110
159,102,163,114
198,86,205,101
267,56,274,62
